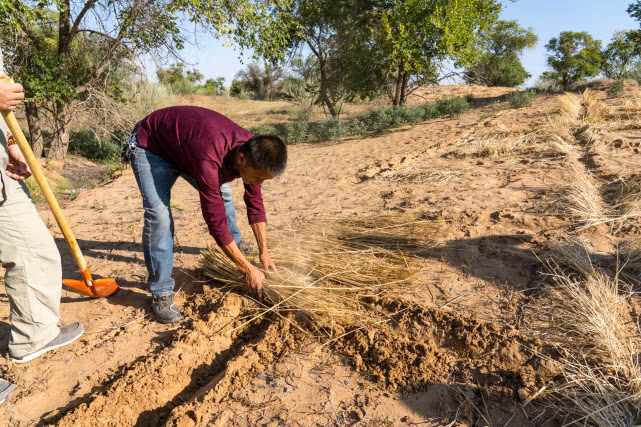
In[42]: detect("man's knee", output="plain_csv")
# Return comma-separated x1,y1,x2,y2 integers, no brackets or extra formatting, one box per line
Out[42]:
144,202,173,229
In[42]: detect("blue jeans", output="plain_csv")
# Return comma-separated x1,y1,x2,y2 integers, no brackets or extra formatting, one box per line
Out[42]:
131,146,242,297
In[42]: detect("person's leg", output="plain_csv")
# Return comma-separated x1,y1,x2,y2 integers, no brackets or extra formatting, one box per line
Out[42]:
220,183,242,245
131,147,181,299
0,169,62,357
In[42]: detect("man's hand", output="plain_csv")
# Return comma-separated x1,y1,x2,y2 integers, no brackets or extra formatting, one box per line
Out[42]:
260,251,277,273
243,264,265,301
221,240,266,301
0,78,24,110
6,144,31,180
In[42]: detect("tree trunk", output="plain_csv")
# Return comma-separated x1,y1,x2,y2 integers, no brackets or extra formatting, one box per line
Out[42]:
24,102,44,157
48,99,71,160
48,0,72,160
393,60,405,106
318,58,337,117
399,72,410,106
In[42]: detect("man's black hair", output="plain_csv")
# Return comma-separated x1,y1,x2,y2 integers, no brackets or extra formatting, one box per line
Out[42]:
239,135,287,176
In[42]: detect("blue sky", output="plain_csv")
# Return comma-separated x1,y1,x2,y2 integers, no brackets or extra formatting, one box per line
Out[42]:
155,0,640,87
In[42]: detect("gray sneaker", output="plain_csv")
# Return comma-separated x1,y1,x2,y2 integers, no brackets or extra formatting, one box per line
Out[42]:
152,295,182,324
237,240,253,255
9,322,84,364
0,378,16,405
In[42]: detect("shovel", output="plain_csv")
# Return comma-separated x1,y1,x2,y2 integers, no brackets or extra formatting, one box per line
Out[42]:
1,98,119,297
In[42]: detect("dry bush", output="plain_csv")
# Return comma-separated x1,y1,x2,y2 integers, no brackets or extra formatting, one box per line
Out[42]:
74,82,177,138
201,214,437,335
541,269,641,426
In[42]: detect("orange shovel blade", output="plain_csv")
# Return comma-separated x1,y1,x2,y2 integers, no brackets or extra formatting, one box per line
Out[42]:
62,278,119,297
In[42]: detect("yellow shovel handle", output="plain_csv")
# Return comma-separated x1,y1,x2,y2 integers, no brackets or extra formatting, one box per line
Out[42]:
0,82,89,277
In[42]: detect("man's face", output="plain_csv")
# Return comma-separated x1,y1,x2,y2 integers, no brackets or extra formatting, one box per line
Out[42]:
240,165,273,185
237,152,274,185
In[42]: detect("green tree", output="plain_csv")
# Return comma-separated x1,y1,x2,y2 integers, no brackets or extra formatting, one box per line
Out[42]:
543,31,603,91
156,63,205,93
228,0,388,116
203,77,225,95
464,20,538,87
1,0,278,159
628,0,641,23
379,0,501,105
601,30,641,79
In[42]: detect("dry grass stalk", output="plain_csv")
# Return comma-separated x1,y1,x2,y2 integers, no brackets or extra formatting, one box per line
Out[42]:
541,269,641,426
201,215,436,335
558,93,583,123
618,238,641,276
565,165,613,229
544,237,598,278
613,176,641,218
468,131,570,158
202,246,365,333
546,135,574,155
385,168,464,183
581,89,607,123
577,126,610,155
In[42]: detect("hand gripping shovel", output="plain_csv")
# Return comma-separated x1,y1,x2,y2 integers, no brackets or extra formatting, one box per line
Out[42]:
1,98,119,297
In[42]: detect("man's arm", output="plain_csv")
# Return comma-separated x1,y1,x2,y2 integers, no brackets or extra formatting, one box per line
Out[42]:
194,161,267,298
250,221,277,272
221,240,265,300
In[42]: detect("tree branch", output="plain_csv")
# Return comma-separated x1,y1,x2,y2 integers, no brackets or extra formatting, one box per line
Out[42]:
70,0,97,37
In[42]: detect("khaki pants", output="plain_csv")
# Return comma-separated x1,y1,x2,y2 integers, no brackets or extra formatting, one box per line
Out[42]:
0,118,61,358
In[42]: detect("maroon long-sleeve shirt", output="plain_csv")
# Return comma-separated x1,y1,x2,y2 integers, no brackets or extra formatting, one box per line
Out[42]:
136,106,266,247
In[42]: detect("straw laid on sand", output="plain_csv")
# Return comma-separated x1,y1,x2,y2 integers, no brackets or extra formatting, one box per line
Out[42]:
201,214,437,334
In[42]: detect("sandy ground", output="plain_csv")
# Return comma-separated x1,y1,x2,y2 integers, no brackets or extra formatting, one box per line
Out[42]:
0,84,639,426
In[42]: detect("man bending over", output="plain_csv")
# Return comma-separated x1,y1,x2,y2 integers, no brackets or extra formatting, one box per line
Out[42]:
122,106,287,323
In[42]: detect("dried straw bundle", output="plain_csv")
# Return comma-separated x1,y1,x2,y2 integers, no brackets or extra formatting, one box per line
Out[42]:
540,269,641,426
201,215,437,334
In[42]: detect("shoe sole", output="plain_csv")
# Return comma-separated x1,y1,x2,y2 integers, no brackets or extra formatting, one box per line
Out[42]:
9,329,84,364
0,385,17,405
155,315,182,324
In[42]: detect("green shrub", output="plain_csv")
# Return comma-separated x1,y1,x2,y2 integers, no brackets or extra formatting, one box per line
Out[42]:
283,121,309,144
252,96,473,145
345,117,366,135
421,103,440,120
317,118,348,141
436,97,470,117
360,108,393,132
68,130,121,161
398,105,425,125
507,90,536,108
607,79,625,98
249,124,277,135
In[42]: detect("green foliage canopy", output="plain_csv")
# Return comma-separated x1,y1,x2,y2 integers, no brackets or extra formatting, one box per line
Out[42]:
464,20,538,87
543,31,603,90
601,30,641,79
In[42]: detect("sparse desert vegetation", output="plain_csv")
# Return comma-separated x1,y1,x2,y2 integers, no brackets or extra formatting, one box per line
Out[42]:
2,1,641,426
